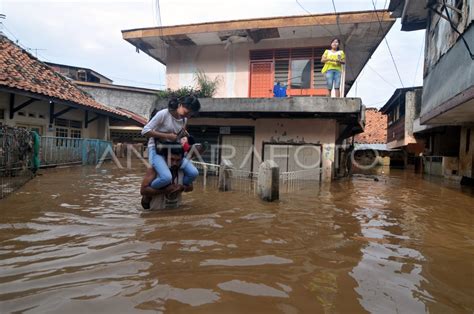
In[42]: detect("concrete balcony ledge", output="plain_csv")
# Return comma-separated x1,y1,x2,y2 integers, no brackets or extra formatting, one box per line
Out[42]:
156,97,363,120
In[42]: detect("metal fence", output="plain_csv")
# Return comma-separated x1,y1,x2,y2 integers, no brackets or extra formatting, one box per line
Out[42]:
279,168,322,193
40,137,112,167
191,160,321,195
1,131,113,198
232,169,258,194
192,161,220,189
0,126,34,199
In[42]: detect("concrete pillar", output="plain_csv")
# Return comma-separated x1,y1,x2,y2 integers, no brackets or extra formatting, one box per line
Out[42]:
219,159,233,191
257,160,279,202
322,144,335,182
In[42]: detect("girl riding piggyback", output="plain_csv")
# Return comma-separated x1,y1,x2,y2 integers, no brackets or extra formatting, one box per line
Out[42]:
141,96,201,190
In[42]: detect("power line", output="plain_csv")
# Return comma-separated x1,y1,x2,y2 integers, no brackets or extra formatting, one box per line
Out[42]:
2,23,52,62
154,0,165,88
155,0,162,26
439,0,474,60
413,40,424,86
107,75,166,87
330,0,343,38
370,0,405,87
295,0,337,37
366,64,397,89
366,97,390,107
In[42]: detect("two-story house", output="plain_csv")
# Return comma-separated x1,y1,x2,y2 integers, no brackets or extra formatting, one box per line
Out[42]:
388,0,474,183
122,11,395,181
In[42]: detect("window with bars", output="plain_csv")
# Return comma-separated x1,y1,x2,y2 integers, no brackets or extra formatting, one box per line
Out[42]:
250,47,328,95
55,127,68,138
70,129,82,138
55,118,83,139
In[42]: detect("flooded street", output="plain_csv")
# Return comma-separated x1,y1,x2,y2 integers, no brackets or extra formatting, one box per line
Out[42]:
0,164,473,313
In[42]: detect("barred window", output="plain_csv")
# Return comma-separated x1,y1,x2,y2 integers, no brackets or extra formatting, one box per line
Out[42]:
250,47,328,95
70,129,82,138
55,127,68,138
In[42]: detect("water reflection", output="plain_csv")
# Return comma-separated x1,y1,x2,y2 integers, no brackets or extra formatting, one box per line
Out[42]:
0,164,472,313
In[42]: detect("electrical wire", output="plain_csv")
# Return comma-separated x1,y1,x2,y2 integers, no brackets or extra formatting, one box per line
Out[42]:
153,0,166,88
3,16,164,90
370,0,405,87
441,0,474,60
107,75,166,87
330,0,344,38
2,24,52,62
295,0,337,37
413,40,424,86
366,98,390,107
366,64,397,89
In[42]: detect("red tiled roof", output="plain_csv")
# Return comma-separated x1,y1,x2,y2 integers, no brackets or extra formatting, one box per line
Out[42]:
355,108,387,144
0,35,126,118
115,107,148,126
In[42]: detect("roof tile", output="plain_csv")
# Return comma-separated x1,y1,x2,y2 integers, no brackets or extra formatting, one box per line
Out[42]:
0,35,126,118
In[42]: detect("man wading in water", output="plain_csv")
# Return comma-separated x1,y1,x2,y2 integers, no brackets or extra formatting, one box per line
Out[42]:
140,96,201,209
140,146,193,210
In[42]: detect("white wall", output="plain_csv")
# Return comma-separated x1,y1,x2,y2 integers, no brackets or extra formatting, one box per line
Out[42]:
167,37,333,98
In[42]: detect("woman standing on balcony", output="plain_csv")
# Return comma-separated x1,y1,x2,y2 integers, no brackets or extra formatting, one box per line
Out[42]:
321,38,345,98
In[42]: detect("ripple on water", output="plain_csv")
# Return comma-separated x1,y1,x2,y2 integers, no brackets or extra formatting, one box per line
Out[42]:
200,255,293,267
218,280,289,298
1,165,473,313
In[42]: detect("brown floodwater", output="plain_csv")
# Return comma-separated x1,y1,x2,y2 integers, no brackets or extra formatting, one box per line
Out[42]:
0,163,473,313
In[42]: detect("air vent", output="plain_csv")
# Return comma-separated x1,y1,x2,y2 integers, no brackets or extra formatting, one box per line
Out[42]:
291,48,313,58
70,120,82,129
275,49,290,59
55,118,68,127
250,49,274,60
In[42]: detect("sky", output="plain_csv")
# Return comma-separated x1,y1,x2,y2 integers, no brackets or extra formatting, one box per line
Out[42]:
0,0,425,108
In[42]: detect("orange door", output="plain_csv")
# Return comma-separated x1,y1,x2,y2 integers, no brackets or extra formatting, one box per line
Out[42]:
250,62,273,98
